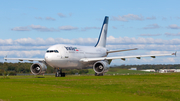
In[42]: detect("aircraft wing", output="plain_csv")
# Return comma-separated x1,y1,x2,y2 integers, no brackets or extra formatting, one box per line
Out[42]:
80,52,176,62
4,57,45,62
107,48,138,53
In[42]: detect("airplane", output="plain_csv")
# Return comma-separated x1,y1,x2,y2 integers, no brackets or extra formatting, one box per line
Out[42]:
4,16,176,77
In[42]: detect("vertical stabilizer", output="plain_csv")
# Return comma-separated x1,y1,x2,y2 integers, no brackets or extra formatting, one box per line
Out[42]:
95,16,109,47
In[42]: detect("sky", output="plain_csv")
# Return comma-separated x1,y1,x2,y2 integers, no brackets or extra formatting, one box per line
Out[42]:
0,0,180,65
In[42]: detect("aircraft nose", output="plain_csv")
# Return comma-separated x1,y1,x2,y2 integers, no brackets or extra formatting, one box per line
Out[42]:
45,53,55,67
45,53,52,62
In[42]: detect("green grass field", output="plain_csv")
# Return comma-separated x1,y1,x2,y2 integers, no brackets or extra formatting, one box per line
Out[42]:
0,73,180,101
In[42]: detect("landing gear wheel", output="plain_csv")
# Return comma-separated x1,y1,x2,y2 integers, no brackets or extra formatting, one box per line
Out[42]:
55,68,66,77
55,72,58,77
61,73,65,77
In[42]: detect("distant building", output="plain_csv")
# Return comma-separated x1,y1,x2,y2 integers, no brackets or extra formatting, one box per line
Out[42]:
159,69,180,73
129,68,137,70
175,69,180,72
140,69,155,72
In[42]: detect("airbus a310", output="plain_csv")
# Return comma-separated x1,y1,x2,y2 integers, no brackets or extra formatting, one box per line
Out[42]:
4,16,176,77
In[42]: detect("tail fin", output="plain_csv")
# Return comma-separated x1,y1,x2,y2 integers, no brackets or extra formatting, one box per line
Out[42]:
95,16,109,47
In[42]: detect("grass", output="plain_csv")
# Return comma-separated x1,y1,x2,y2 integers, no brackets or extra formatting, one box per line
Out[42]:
0,73,180,101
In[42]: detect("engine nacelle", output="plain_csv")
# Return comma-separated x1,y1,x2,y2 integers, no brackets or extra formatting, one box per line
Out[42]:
30,63,47,75
93,61,109,74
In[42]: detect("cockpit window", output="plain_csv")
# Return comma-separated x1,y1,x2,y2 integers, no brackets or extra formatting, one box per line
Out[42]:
54,50,58,53
46,50,59,53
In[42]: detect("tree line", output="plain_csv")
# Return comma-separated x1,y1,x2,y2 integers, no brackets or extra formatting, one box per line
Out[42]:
0,62,180,76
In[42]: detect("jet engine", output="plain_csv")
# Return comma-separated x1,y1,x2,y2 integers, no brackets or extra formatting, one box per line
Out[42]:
93,61,109,74
30,63,47,75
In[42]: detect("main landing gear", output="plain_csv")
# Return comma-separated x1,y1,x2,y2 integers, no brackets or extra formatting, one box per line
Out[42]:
55,68,65,77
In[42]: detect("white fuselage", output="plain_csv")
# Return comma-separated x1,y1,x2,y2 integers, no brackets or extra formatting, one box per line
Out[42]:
45,44,107,69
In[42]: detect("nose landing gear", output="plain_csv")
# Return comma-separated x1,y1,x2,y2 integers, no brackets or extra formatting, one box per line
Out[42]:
55,68,65,77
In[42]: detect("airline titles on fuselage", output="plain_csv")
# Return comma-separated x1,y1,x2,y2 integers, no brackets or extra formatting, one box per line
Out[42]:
64,46,79,51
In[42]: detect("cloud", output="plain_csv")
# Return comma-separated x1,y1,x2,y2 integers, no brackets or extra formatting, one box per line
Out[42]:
35,17,43,20
11,25,59,32
81,27,100,31
106,36,180,45
35,17,55,21
143,24,160,29
59,26,78,30
30,25,57,32
112,14,144,22
12,25,100,32
112,26,117,29
107,36,164,45
139,33,161,36
176,17,180,20
146,16,156,20
11,27,30,31
168,24,180,29
15,37,48,46
162,17,167,21
69,13,72,17
2,36,180,47
0,46,48,51
0,50,45,58
58,13,66,18
164,32,180,36
45,17,56,21
0,39,13,45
